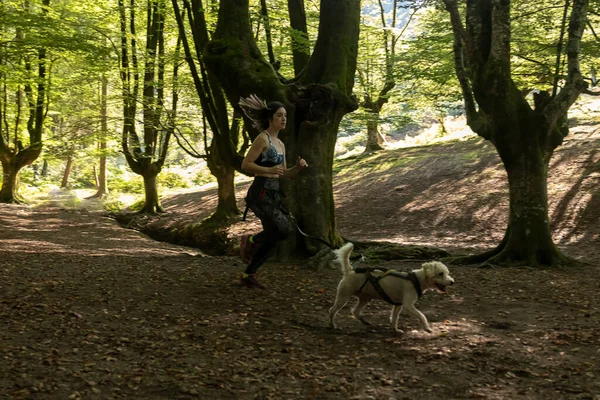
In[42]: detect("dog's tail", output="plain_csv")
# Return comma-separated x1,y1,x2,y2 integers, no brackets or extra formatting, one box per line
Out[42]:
333,242,354,276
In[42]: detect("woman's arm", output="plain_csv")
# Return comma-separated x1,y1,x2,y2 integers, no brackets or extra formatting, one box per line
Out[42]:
280,141,308,179
242,133,284,177
283,155,309,179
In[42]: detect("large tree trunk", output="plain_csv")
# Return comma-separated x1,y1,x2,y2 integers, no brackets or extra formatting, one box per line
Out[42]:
492,129,567,266
204,0,360,256
206,143,240,222
0,160,21,203
0,1,49,203
141,168,162,214
91,74,109,198
61,156,73,188
364,115,384,153
0,148,41,203
286,91,351,255
443,0,589,267
209,162,238,221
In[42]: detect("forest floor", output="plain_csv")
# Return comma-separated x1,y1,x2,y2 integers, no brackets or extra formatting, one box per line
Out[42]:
1,122,600,400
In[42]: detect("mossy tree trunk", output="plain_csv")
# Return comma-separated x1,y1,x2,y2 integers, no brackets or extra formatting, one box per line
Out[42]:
206,156,238,222
364,110,384,153
0,0,49,203
204,0,360,256
118,0,174,215
357,0,398,154
172,0,243,222
61,156,73,188
0,144,42,203
287,0,310,75
91,74,109,198
487,101,571,267
443,0,589,267
0,159,23,203
141,164,162,214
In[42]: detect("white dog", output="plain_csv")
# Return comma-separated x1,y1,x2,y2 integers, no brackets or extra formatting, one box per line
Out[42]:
329,242,454,333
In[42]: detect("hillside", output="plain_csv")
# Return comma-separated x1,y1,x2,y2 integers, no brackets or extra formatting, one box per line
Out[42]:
140,118,600,266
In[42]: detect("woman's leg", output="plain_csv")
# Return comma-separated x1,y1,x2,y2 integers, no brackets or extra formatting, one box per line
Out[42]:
244,202,293,275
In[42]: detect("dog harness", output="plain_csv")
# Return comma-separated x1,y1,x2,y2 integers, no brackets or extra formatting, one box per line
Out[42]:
354,267,422,306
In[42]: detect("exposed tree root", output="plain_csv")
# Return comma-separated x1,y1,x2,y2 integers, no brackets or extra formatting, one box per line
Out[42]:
135,204,166,215
485,249,583,269
341,239,450,263
303,247,336,270
444,230,585,268
115,209,241,256
443,228,509,266
443,246,505,266
0,195,27,204
86,192,107,200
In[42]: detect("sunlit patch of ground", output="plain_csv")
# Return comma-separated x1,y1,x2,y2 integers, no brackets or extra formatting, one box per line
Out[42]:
333,111,600,263
0,204,198,258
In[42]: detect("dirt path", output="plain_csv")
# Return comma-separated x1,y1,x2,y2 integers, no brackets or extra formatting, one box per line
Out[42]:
1,203,600,400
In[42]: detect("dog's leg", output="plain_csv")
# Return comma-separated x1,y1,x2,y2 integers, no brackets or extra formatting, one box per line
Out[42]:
329,293,352,329
404,304,432,333
352,298,371,326
390,305,404,333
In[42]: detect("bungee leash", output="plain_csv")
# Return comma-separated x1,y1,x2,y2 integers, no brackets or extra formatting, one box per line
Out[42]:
289,213,336,249
242,196,363,260
289,213,364,261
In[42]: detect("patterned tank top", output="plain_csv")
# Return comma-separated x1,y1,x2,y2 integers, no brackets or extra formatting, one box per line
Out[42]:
255,132,284,167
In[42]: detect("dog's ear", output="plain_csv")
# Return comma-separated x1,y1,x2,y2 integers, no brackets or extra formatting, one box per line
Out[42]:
422,261,448,278
422,262,436,278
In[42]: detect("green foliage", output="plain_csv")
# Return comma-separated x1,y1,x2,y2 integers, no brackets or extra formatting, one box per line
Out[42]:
110,174,145,194
103,197,125,213
158,171,189,189
341,0,464,148
193,169,217,187
17,167,36,186
393,4,461,112
128,198,146,212
2,0,598,199
70,168,98,189
248,0,320,79
510,1,574,91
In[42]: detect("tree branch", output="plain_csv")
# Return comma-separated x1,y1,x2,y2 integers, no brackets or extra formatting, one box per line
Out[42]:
543,0,589,123
587,20,598,41
552,0,570,97
489,0,511,78
300,0,360,95
443,0,490,138
287,0,310,76
513,4,566,20
452,29,491,139
443,0,474,59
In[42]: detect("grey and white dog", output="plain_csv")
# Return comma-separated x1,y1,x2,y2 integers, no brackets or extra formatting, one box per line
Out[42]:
329,242,455,333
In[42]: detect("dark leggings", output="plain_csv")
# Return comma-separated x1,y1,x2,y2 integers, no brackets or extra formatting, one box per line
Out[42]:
244,178,293,275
